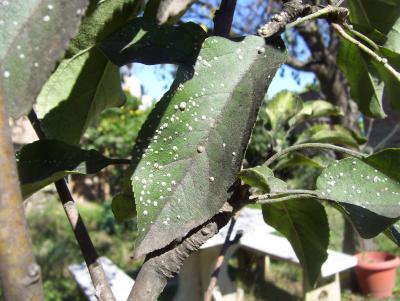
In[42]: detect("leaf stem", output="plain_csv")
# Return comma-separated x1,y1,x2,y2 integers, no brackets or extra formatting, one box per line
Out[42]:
287,5,348,29
255,193,319,204
28,110,116,301
342,23,379,51
332,23,400,83
264,142,366,166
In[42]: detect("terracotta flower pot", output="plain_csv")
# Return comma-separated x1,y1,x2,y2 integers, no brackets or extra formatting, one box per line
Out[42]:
355,251,400,299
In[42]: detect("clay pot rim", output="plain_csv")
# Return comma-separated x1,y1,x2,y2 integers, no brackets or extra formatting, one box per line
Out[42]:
356,251,400,271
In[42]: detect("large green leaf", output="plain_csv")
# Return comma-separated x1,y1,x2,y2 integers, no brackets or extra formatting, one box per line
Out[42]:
317,156,400,238
36,49,124,144
288,100,342,126
17,140,119,199
0,0,88,118
130,35,287,257
349,0,400,54
36,0,142,145
262,198,329,288
265,90,302,130
295,124,366,148
341,0,400,117
337,39,386,118
100,17,207,66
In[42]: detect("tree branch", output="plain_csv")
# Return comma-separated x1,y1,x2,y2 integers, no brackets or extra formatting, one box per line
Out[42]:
128,183,249,301
203,213,240,301
27,110,116,301
0,96,44,300
213,0,238,37
264,142,366,167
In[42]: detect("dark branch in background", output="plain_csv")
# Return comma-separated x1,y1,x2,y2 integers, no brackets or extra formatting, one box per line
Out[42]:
204,213,242,301
213,0,238,37
0,97,44,300
28,110,116,301
128,183,250,301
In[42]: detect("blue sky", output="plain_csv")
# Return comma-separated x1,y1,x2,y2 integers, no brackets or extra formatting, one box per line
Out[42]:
133,63,316,102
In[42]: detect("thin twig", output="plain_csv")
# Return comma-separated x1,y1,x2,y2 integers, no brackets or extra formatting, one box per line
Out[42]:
204,214,240,301
264,142,366,167
342,23,379,51
28,110,116,301
287,5,348,29
373,123,400,151
332,23,400,83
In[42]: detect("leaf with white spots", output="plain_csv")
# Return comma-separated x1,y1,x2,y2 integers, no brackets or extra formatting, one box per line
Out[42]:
130,35,287,257
36,0,142,144
262,198,329,288
17,139,120,199
100,17,207,66
317,156,400,238
0,0,88,118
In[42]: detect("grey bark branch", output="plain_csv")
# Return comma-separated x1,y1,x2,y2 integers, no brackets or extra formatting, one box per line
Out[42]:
28,110,116,301
128,182,250,301
0,96,44,300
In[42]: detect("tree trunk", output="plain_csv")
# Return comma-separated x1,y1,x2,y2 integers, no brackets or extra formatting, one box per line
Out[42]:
0,95,44,301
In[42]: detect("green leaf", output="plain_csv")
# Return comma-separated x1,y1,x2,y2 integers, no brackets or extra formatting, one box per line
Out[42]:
238,166,286,192
130,35,287,257
296,124,366,148
288,100,342,126
36,49,124,144
337,39,386,118
17,140,118,199
363,148,400,179
67,0,144,57
349,0,400,54
36,0,142,144
316,157,400,239
0,0,88,118
266,91,303,130
262,198,329,288
112,193,137,222
273,153,324,171
100,18,207,66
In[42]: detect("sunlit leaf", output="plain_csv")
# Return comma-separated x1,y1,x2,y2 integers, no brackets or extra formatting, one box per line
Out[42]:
36,0,142,144
288,100,342,126
317,155,400,239
239,166,286,192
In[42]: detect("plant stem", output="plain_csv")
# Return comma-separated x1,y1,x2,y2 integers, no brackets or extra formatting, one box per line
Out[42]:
287,5,347,29
28,110,116,301
332,23,400,83
255,193,319,204
264,142,366,166
0,99,44,300
204,214,239,301
342,23,379,51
